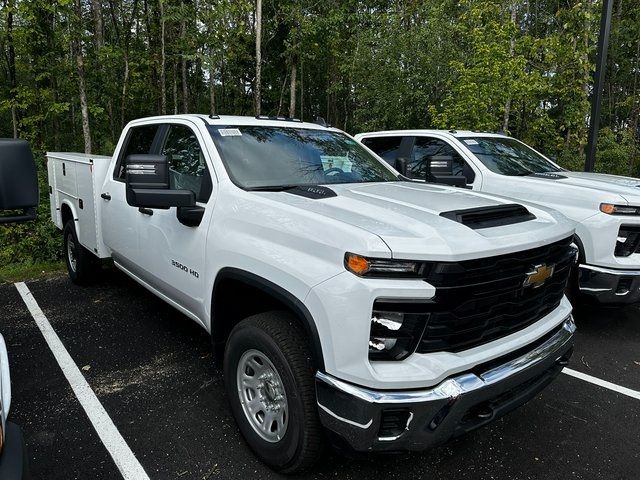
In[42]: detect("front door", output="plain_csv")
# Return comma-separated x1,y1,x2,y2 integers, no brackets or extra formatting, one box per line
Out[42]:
135,122,216,323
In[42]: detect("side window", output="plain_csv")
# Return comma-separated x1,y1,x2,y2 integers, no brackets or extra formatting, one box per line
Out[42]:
361,136,404,164
115,124,159,180
161,125,212,202
411,137,475,183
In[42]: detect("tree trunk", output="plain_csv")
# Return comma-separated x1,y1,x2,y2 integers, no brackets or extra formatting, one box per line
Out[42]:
277,73,288,117
502,4,517,133
7,0,18,138
74,0,92,153
254,0,262,115
121,52,130,129
630,39,640,175
173,61,178,115
180,0,188,113
159,0,166,114
289,60,297,118
209,49,216,115
91,0,104,48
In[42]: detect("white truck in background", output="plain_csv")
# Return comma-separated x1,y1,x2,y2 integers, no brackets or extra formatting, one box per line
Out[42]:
48,115,577,473
357,130,640,305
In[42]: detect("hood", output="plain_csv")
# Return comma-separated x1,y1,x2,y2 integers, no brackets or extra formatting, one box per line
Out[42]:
255,182,575,261
524,171,640,203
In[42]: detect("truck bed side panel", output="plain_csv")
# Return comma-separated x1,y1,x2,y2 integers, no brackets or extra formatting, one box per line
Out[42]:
47,152,113,259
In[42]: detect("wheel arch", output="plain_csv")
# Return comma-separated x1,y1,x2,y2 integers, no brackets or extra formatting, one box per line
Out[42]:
60,200,76,228
211,267,325,371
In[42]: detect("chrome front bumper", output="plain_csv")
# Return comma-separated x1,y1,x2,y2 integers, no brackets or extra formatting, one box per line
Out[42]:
579,264,640,304
316,316,575,452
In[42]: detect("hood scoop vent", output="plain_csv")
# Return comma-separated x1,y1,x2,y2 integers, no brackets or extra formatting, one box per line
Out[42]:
528,172,568,180
285,185,337,199
440,204,536,230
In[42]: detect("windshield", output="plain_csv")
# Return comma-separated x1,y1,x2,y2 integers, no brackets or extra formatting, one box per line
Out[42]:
208,126,398,189
459,137,561,176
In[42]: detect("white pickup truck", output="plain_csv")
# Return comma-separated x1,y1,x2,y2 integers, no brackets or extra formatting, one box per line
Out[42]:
48,115,576,472
357,130,640,305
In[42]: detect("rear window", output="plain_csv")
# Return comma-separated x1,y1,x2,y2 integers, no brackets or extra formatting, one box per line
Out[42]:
361,136,404,164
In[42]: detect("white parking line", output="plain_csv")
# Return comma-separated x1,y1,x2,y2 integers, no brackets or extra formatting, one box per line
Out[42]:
562,368,640,401
15,282,150,480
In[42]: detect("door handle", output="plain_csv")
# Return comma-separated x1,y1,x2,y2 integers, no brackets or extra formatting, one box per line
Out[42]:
101,193,111,201
138,207,154,216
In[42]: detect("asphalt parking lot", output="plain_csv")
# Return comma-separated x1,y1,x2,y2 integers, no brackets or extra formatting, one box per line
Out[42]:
1,269,639,480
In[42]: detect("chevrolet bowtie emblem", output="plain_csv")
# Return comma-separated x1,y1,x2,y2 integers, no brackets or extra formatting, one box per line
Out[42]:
524,264,555,288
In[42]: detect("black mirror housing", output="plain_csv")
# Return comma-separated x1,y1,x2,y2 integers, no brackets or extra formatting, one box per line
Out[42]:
126,188,196,209
125,154,196,208
425,155,467,188
125,154,170,190
0,139,39,224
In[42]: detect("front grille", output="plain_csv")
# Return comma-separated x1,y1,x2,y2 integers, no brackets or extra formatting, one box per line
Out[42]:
415,236,574,354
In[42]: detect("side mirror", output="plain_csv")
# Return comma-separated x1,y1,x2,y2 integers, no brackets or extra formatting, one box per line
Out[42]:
125,154,195,208
425,155,467,188
0,139,39,224
395,157,408,177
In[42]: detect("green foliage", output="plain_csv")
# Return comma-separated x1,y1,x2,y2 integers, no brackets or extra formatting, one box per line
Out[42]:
1,0,639,275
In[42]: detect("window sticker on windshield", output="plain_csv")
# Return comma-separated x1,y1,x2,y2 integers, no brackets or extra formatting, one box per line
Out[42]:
464,139,479,145
218,128,242,137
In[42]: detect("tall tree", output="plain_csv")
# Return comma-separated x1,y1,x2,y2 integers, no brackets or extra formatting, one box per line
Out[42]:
255,0,262,115
5,0,17,138
159,0,167,114
73,0,92,153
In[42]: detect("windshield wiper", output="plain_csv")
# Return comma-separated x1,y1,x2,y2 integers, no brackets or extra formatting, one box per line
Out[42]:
246,184,301,192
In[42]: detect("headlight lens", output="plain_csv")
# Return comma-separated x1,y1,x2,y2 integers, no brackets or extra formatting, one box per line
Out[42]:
600,203,640,215
344,253,424,278
615,226,640,257
368,301,429,361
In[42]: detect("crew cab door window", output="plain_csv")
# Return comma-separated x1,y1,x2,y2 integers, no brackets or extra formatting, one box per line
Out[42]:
161,125,213,203
410,137,475,184
360,136,404,163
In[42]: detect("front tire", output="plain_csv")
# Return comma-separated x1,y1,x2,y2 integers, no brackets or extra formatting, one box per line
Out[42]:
223,311,324,473
63,221,99,285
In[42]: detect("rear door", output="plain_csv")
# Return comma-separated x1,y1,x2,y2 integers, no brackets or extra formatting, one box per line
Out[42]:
101,123,163,269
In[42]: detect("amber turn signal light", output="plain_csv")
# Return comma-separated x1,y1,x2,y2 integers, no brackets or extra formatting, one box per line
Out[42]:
345,253,370,275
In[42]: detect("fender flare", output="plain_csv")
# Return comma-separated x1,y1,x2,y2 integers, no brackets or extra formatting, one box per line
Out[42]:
59,200,78,226
211,267,325,370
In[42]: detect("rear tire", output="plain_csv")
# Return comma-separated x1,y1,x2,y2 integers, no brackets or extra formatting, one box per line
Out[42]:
63,221,99,285
223,311,324,473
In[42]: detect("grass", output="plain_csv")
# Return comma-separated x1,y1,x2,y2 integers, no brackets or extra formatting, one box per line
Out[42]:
0,261,66,284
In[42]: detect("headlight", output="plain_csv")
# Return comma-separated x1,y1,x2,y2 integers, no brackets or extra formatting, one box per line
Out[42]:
615,226,640,257
600,203,640,215
344,253,424,278
368,301,429,361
